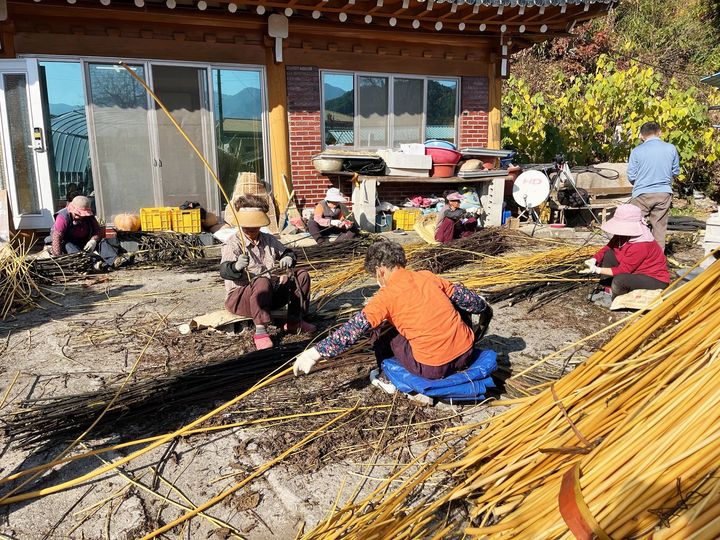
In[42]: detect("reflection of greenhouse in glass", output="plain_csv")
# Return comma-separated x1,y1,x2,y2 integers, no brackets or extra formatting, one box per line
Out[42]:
48,109,93,201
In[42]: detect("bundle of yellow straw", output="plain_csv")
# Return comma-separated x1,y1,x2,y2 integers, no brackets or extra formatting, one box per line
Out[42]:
0,240,47,319
306,258,720,539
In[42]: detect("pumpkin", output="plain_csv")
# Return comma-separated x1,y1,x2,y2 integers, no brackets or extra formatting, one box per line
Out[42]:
202,211,218,227
114,213,141,232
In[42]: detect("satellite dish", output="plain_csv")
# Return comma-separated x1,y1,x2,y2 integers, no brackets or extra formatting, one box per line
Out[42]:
513,170,550,208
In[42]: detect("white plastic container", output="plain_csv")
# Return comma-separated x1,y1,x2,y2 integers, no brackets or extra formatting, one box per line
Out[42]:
702,210,720,268
399,143,426,155
378,149,431,177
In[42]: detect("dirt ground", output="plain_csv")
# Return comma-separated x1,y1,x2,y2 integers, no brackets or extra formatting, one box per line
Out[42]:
0,233,701,539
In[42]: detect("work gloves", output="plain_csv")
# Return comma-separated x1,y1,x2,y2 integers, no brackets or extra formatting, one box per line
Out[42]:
580,258,600,275
330,219,344,228
83,239,97,253
234,254,250,272
293,347,321,376
278,255,294,269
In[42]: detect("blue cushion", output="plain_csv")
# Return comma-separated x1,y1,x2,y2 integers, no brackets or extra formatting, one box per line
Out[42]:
381,349,498,401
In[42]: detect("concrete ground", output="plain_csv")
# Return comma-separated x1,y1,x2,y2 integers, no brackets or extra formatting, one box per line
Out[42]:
0,233,697,539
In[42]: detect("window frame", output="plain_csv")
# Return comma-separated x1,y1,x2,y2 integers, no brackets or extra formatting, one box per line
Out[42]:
320,69,460,150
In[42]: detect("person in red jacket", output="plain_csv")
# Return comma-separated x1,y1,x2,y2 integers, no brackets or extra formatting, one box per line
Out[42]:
582,204,670,303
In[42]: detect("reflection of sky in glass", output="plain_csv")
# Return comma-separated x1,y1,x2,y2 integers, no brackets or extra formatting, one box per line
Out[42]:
324,73,353,93
212,69,262,121
39,62,85,114
433,79,457,89
215,69,260,95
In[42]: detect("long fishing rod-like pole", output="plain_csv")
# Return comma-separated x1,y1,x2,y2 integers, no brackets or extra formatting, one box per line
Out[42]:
118,62,250,257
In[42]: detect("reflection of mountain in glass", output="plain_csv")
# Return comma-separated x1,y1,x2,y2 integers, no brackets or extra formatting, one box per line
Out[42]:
49,103,80,116
324,84,353,116
427,80,456,127
218,87,262,119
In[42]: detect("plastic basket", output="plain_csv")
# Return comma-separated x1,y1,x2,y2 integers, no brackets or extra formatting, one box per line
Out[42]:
393,208,423,230
171,208,202,234
140,207,173,232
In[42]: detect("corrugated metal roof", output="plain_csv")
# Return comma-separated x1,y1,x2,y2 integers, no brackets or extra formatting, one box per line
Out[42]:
701,73,720,88
50,109,89,175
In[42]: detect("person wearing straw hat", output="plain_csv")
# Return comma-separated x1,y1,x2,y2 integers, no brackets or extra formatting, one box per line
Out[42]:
307,187,359,244
292,240,493,392
581,204,670,306
434,192,477,244
48,195,128,271
220,204,315,350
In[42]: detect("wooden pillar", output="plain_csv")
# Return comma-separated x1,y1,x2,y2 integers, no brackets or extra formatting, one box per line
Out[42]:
0,21,16,59
265,47,290,214
488,60,502,150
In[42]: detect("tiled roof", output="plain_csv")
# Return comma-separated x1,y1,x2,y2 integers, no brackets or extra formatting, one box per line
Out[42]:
441,0,613,4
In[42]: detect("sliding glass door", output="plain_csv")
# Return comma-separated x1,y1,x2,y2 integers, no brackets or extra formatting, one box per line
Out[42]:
151,64,214,209
2,58,268,227
87,63,155,220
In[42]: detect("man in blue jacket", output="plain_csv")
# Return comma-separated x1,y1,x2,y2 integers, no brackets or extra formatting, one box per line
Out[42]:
626,121,680,251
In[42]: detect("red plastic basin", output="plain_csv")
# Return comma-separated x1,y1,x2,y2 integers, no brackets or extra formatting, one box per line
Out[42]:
431,163,457,178
426,147,462,165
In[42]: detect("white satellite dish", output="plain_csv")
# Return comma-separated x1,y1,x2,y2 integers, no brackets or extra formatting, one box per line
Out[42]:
513,170,550,208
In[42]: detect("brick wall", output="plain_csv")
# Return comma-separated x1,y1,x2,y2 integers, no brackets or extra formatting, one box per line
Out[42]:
287,65,331,210
286,69,491,211
458,77,489,149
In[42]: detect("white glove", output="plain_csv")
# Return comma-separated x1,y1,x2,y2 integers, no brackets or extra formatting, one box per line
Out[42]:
278,255,294,269
293,347,322,376
330,219,343,227
234,254,250,272
580,258,600,275
83,239,97,252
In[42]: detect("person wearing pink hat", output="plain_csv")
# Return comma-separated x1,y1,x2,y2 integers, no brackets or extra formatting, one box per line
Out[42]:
434,191,477,244
581,204,670,304
307,187,359,244
48,195,127,270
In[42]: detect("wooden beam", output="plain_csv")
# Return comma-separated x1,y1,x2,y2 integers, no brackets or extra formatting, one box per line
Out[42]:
487,60,501,150
265,46,291,216
8,2,265,31
0,21,14,58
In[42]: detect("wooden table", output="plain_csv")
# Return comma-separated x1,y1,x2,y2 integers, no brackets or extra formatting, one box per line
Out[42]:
322,171,509,232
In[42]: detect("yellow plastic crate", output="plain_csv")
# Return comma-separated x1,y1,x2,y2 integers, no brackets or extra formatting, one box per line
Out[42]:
393,208,423,231
140,207,173,232
171,208,202,234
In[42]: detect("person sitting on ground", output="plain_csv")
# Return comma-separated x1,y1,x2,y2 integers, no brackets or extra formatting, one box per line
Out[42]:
581,204,670,305
49,195,126,271
292,240,493,392
434,192,477,244
220,203,315,351
307,187,359,244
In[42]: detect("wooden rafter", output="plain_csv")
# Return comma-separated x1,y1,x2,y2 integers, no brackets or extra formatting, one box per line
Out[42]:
11,0,610,41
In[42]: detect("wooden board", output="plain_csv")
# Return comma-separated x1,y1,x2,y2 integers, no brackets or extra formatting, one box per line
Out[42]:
0,189,15,243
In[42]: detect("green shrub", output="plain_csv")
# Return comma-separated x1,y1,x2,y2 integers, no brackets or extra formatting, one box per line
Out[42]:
502,55,720,196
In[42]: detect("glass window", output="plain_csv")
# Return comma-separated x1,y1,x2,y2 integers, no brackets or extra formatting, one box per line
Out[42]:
212,69,264,199
426,78,457,144
87,63,154,220
357,76,388,147
321,72,458,148
3,74,40,214
153,65,211,208
323,73,354,146
39,61,93,213
393,78,424,145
